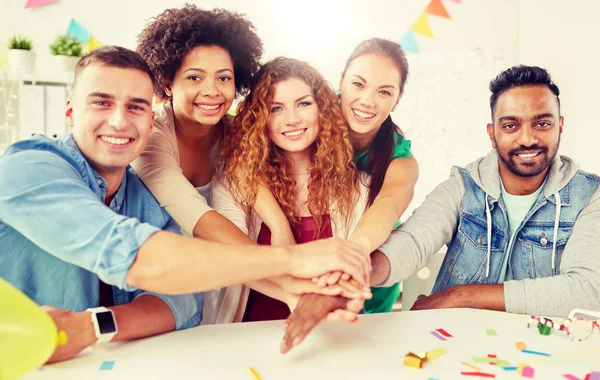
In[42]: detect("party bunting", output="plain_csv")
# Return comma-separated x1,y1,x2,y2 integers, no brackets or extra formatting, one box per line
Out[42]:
85,36,103,53
398,31,419,53
411,13,434,38
426,0,451,19
66,18,91,43
396,0,462,54
25,0,58,8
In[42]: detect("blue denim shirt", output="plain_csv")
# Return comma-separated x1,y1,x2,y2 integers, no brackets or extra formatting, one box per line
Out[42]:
432,163,600,294
0,134,202,330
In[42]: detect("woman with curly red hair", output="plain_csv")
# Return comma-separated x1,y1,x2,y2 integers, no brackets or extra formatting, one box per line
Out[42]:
213,57,373,322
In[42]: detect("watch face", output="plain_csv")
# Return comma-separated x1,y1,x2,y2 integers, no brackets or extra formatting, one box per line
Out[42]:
96,311,117,334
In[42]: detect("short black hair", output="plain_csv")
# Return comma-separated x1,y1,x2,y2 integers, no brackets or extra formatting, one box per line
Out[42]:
74,45,155,89
137,4,263,98
490,65,560,117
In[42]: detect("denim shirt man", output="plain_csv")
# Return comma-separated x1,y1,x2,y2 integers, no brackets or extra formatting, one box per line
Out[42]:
374,66,600,317
0,133,202,329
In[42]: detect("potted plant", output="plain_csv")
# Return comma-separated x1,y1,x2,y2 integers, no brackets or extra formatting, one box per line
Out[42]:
49,35,82,72
7,36,35,73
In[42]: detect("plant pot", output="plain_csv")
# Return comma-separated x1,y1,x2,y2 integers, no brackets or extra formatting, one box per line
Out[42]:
52,55,79,72
8,49,36,73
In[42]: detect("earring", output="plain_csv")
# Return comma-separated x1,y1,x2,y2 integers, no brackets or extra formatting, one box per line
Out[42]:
391,106,397,112
337,91,341,104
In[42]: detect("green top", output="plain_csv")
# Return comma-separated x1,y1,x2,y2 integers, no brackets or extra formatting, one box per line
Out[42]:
355,133,412,313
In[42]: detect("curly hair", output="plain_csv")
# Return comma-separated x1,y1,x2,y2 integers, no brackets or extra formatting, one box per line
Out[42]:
221,57,360,235
136,4,263,97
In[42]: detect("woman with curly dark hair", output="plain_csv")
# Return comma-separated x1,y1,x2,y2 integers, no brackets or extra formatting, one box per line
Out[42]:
132,5,361,326
213,57,373,322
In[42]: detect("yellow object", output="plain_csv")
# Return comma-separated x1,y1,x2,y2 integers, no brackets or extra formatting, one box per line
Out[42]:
0,278,66,380
404,352,425,369
411,13,434,38
517,362,529,374
85,36,103,54
248,367,262,380
426,348,446,360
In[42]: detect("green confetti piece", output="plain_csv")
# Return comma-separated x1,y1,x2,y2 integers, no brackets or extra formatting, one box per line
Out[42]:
486,328,497,336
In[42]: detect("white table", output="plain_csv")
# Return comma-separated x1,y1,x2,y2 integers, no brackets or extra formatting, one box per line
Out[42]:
22,309,600,380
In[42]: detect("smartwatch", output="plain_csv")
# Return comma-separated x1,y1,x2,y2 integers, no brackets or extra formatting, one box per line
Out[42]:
86,307,118,343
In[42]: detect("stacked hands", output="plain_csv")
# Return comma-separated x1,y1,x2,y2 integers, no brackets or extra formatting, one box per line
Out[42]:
277,237,373,354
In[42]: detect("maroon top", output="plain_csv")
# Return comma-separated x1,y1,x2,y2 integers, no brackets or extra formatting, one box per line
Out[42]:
242,215,333,322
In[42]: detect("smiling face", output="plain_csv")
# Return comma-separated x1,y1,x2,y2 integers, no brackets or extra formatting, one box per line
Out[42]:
267,77,320,157
339,54,402,139
168,45,236,127
487,85,563,180
66,64,155,178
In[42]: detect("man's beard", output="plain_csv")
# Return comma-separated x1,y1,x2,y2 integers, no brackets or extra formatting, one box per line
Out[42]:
495,137,559,178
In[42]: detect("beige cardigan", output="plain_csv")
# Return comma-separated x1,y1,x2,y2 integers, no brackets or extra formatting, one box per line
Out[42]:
131,101,220,235
209,173,371,324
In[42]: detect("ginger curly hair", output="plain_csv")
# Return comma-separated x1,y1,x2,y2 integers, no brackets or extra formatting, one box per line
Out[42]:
221,57,359,235
136,4,263,97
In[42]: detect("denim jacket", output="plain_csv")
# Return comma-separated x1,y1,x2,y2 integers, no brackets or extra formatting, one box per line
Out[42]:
379,150,600,316
0,134,202,329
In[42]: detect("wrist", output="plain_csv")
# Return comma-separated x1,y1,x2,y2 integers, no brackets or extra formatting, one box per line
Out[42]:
78,311,99,346
451,285,471,308
273,246,294,276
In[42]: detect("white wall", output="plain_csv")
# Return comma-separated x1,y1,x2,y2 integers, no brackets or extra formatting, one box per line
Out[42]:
518,0,600,174
0,0,518,82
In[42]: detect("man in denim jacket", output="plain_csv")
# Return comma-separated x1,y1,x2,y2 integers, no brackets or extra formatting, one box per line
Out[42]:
374,65,600,317
0,47,371,363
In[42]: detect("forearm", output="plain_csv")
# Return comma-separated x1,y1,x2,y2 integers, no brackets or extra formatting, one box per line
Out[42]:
128,231,291,294
111,295,176,341
349,191,413,253
504,275,600,317
192,210,255,244
455,284,506,311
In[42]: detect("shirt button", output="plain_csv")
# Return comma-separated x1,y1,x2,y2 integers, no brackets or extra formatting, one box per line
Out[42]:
97,179,102,185
540,236,548,245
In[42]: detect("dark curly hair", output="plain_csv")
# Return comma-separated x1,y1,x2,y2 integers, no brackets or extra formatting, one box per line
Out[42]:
136,4,263,98
490,65,560,117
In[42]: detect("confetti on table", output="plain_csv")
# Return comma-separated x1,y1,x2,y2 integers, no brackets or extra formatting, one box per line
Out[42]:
521,349,551,357
503,367,518,371
426,348,446,360
404,352,426,368
436,328,453,338
588,372,600,380
521,366,535,378
516,341,527,351
460,371,496,378
99,361,114,371
431,330,447,341
517,363,529,374
562,375,581,380
461,362,482,371
248,367,262,380
486,329,497,336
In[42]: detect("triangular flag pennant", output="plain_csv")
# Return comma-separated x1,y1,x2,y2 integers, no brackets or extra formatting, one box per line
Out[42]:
411,13,434,38
66,18,91,43
85,36,103,53
426,0,451,19
25,0,58,8
398,31,419,54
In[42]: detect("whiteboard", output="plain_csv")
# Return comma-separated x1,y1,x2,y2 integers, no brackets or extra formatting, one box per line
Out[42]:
395,49,506,218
